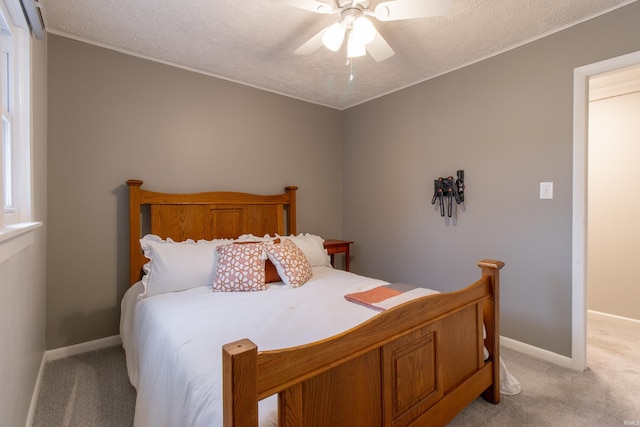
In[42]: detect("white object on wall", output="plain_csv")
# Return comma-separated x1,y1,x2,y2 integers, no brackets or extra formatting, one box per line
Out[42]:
540,182,553,199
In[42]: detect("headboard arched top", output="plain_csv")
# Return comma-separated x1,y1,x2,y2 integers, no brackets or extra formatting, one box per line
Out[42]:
127,180,298,285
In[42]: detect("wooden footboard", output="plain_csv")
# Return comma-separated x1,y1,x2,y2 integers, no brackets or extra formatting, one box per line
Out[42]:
223,260,504,427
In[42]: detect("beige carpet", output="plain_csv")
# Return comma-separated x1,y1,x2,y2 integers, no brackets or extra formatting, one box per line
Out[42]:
33,311,639,426
33,345,135,427
448,311,640,426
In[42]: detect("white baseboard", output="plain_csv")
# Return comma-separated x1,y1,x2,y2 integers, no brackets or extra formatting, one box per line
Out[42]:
502,313,639,372
24,353,47,427
45,335,122,361
588,309,640,324
501,335,574,369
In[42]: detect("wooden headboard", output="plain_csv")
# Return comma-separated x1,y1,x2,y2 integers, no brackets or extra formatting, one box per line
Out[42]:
127,180,298,285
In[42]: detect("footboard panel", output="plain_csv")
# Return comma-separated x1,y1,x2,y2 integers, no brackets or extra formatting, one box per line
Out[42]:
441,304,485,392
382,322,442,426
281,349,383,426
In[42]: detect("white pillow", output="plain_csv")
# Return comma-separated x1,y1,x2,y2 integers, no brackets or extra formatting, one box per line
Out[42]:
236,234,276,243
277,233,331,267
140,234,231,297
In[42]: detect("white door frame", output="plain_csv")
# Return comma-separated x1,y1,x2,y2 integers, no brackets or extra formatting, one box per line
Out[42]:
572,50,640,371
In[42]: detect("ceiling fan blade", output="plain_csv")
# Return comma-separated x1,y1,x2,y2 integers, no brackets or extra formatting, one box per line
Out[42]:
294,28,327,55
374,0,452,22
366,31,394,62
272,0,335,14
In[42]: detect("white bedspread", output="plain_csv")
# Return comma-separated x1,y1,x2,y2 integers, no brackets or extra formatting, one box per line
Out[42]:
121,266,520,427
121,266,388,427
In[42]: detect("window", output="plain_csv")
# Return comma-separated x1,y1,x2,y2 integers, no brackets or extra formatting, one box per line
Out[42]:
0,0,31,228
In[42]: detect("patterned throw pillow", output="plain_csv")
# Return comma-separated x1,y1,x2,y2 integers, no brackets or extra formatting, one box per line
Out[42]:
213,242,267,291
265,239,313,287
234,239,282,283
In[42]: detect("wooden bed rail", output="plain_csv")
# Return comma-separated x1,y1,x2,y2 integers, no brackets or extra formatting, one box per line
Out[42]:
223,259,504,427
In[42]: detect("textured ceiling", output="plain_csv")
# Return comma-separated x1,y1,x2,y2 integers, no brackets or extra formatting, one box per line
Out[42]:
39,0,636,110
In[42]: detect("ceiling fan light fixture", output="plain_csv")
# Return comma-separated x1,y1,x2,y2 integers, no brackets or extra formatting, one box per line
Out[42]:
322,22,346,51
351,16,376,45
347,31,366,58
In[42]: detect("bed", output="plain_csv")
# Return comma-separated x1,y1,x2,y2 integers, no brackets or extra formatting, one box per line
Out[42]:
121,179,506,427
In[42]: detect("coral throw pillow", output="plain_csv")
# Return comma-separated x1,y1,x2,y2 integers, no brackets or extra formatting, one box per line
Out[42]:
265,259,281,283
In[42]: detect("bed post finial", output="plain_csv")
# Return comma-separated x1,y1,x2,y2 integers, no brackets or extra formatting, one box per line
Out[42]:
477,259,504,404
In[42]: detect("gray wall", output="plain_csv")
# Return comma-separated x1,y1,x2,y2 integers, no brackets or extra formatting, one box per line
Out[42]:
47,2,640,356
0,35,47,426
342,2,640,357
47,36,343,349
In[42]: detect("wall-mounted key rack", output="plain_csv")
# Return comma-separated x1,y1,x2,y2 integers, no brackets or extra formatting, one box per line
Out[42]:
432,170,465,218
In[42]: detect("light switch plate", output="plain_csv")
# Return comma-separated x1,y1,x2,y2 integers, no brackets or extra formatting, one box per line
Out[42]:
540,182,553,199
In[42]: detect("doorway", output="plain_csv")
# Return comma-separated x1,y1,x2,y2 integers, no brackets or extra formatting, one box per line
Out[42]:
572,50,640,371
588,68,640,319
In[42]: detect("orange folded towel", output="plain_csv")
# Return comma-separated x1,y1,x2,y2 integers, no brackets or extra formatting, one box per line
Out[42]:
344,283,439,311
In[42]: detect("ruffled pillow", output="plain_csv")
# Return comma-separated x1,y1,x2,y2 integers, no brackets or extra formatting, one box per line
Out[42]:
277,233,331,267
265,239,313,287
213,242,267,291
140,234,231,297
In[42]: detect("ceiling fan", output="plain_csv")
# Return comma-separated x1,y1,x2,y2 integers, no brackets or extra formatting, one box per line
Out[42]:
274,0,452,62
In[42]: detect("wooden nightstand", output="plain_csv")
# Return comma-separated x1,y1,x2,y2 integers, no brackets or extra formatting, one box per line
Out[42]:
323,239,353,272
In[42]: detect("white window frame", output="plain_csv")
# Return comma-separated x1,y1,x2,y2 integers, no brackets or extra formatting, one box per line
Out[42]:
0,0,32,229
